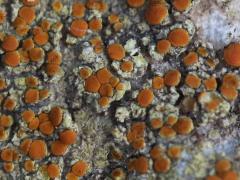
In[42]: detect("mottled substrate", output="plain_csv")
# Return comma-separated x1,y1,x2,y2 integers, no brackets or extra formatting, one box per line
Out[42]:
0,0,240,180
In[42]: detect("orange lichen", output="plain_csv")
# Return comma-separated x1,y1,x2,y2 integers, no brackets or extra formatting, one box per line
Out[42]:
52,0,63,13
71,160,88,177
22,110,35,123
28,117,39,130
24,88,40,104
16,25,30,36
110,77,120,88
167,145,182,159
96,68,113,84
1,148,14,161
59,130,77,145
185,74,201,89
3,98,16,111
113,22,123,32
38,112,49,123
25,76,39,87
98,97,110,107
12,16,26,28
206,175,221,180
205,97,221,112
70,19,88,37
41,19,51,32
47,50,62,65
168,28,190,47
150,146,163,159
166,116,178,126
39,121,54,136
22,0,40,6
152,76,164,90
0,127,7,141
46,64,61,76
127,0,145,8
108,14,120,24
164,69,181,86
222,171,238,180
0,115,13,128
173,117,194,135
1,35,19,52
153,156,171,173
79,67,92,79
98,84,113,97
19,49,30,63
22,38,34,50
29,47,44,62
183,52,198,66
224,43,240,67
132,156,149,174
33,31,49,46
18,6,36,24
89,18,102,32
49,106,63,127
66,172,78,180
159,126,176,139
4,51,21,67
24,160,35,172
111,168,125,180
173,0,191,12
72,2,86,18
0,10,6,24
131,137,145,150
156,39,171,55
150,118,163,129
20,139,32,154
0,78,7,90
115,82,125,90
127,122,145,143
47,164,60,179
28,140,47,160
137,89,154,107
3,162,14,173
223,73,239,89
145,3,168,25
39,89,50,100
121,61,134,72
84,75,101,93
204,77,217,91
86,0,101,10
220,85,238,101
107,43,126,61
51,140,68,156
215,159,231,174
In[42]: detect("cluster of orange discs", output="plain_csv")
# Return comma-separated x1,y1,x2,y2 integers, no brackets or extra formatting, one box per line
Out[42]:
0,115,13,141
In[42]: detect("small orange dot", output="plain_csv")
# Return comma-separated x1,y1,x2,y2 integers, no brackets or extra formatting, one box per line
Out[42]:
204,77,217,91
134,156,149,174
0,78,7,90
159,126,176,139
127,0,145,8
24,88,39,104
0,115,13,128
39,89,50,100
28,117,40,130
150,146,163,160
197,47,208,57
41,19,51,32
156,39,171,55
18,6,36,24
66,172,78,180
152,76,164,90
183,52,198,66
121,61,134,72
25,76,39,87
22,38,34,50
185,74,201,89
70,19,88,37
223,73,239,89
22,0,40,6
52,0,63,13
173,116,194,135
215,159,231,174
96,68,113,84
47,50,62,65
79,67,92,79
33,31,49,46
164,69,181,86
224,43,240,67
29,47,44,62
137,89,154,108
51,140,68,156
166,115,178,126
110,77,120,88
0,127,7,141
0,10,6,24
86,0,100,10
111,168,125,179
131,138,145,150
222,171,238,180
108,14,120,24
72,2,86,18
20,139,32,155
150,118,163,129
173,0,191,12
99,84,113,97
98,97,110,107
113,22,123,32
84,75,101,93
220,85,238,101
22,110,35,123
16,25,30,36
38,112,49,123
205,97,221,112
168,28,190,47
145,3,168,25
24,160,35,172
47,163,60,179
153,156,171,173
3,98,16,111
3,162,14,173
28,139,47,160
49,106,63,127
19,49,30,63
59,129,77,145
115,82,125,90
107,43,126,61
1,35,19,51
12,16,27,28
46,64,61,76
3,51,21,67
167,145,182,159
71,160,88,177
39,121,54,136
89,18,102,32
